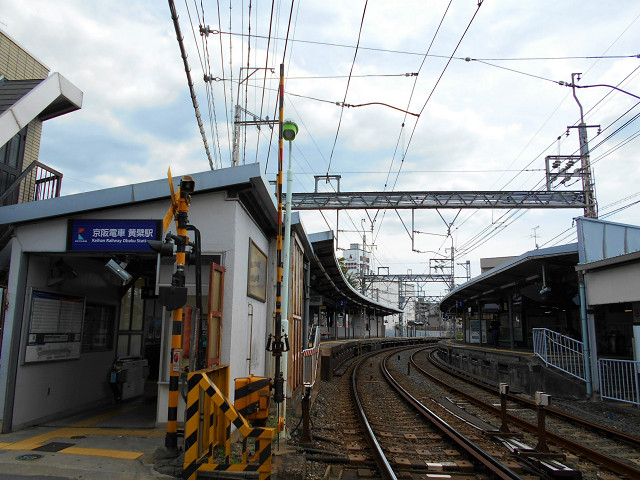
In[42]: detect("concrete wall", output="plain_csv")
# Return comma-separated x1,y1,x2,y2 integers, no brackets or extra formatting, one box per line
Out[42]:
3,221,124,430
438,343,587,399
155,193,273,423
12,255,119,428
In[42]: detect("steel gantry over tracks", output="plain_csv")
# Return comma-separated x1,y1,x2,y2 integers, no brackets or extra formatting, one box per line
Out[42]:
290,190,587,210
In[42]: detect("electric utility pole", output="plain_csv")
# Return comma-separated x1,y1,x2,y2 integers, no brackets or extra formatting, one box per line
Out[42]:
570,73,598,218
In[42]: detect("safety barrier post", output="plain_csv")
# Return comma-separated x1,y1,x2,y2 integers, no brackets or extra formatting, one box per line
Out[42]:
499,383,510,433
183,371,275,480
534,391,551,453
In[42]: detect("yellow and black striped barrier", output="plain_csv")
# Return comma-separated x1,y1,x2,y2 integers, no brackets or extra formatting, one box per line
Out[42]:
183,370,274,480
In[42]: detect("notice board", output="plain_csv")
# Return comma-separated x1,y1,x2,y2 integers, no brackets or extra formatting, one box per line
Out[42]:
25,290,85,363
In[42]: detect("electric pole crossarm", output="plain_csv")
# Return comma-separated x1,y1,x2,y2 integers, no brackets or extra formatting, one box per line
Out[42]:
290,190,586,210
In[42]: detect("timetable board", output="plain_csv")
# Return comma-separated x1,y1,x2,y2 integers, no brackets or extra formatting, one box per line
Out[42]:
25,290,85,363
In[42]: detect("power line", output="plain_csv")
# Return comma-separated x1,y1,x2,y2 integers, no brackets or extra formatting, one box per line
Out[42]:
326,0,368,174
212,29,639,62
373,0,454,246
168,0,215,170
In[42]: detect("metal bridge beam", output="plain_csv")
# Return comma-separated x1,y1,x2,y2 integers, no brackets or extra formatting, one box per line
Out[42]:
291,190,586,210
363,274,452,283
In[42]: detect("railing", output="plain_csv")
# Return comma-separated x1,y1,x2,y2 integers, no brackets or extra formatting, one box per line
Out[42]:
385,329,453,338
533,328,586,381
0,161,62,206
302,326,320,388
598,358,640,406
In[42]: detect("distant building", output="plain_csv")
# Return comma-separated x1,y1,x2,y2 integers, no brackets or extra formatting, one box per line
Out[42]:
0,29,82,234
480,256,516,274
342,242,371,277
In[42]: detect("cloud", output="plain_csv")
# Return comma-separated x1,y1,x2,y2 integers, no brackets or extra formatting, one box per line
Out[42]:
2,0,640,287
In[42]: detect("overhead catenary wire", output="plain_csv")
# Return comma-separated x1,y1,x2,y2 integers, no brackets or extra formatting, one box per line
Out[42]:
182,1,640,282
215,0,233,166
373,0,485,253
373,0,455,246
192,0,223,169
211,29,639,63
326,0,368,175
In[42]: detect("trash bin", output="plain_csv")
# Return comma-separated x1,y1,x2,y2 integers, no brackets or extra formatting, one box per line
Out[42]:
109,357,149,401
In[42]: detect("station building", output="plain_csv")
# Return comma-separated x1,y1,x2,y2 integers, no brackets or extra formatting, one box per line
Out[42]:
0,163,400,433
440,217,640,403
0,29,400,433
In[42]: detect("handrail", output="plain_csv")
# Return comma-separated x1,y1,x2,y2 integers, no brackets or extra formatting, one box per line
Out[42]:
533,328,586,381
599,358,640,406
0,161,63,205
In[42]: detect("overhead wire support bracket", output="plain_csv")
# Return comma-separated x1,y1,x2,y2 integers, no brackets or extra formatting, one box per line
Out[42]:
290,190,587,210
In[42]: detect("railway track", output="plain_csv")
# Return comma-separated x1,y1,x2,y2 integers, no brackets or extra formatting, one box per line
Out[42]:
402,345,640,479
353,348,526,479
298,343,639,479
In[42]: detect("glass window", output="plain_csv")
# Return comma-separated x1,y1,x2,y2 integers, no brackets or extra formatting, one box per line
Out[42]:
82,303,116,352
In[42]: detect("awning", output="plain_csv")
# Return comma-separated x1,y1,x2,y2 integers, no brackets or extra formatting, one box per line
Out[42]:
440,243,579,312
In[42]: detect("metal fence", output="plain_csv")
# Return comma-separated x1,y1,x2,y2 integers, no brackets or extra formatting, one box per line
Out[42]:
532,328,586,381
598,358,640,406
385,329,454,338
302,326,320,388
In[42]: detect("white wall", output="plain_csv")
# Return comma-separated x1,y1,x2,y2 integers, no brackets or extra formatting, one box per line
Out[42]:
155,193,273,423
585,262,640,305
4,191,274,429
9,248,122,429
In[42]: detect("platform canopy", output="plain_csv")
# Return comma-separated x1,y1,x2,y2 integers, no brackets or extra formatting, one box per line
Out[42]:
306,229,402,317
440,243,579,312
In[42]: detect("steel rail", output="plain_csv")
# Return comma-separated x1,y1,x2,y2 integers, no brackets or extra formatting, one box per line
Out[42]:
414,347,640,479
427,346,640,449
380,350,525,480
351,353,398,480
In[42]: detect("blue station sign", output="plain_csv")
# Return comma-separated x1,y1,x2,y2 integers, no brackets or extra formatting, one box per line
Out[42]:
67,219,162,252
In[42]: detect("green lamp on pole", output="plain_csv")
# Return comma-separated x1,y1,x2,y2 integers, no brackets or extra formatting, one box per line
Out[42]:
280,119,298,431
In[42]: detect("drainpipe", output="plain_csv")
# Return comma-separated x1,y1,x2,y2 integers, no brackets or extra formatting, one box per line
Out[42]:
578,273,593,396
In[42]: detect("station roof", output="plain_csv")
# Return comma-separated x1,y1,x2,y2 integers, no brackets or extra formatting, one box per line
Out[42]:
440,243,579,312
0,163,277,235
308,230,402,317
1,164,398,315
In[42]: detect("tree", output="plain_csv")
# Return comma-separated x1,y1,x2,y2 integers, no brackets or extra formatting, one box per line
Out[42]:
338,257,360,290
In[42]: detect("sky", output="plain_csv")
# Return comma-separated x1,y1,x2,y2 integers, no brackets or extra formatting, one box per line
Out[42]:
2,1,640,298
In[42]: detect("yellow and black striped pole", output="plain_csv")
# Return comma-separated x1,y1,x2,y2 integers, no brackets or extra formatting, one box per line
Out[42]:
165,176,194,451
271,63,285,410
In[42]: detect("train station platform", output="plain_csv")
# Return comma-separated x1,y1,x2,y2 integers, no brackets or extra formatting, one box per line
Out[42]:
2,338,638,480
438,339,589,399
0,393,176,479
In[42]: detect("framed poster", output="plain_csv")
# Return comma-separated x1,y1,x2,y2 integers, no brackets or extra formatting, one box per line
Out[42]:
25,289,85,363
247,239,267,302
